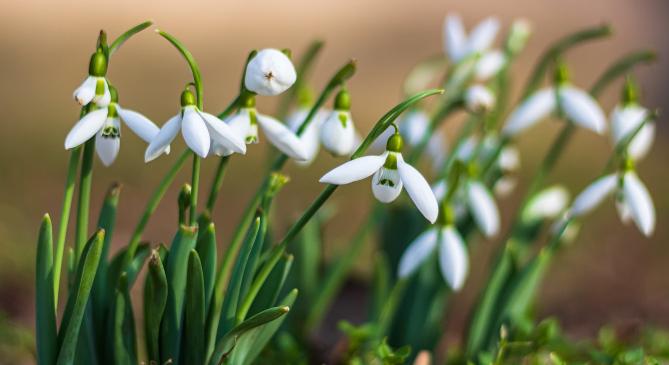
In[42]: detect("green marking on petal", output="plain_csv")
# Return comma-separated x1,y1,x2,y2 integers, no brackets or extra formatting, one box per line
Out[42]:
383,153,398,170
249,109,258,126
338,112,348,128
95,78,106,96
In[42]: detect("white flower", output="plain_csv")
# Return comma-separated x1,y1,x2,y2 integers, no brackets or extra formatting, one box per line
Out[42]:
65,90,165,166
73,49,111,107
320,109,357,157
286,107,329,165
524,185,570,220
569,171,655,236
216,105,308,161
444,14,500,63
319,133,438,223
398,225,468,291
466,180,501,238
244,49,297,96
501,86,606,137
475,50,506,81
506,19,532,56
465,84,496,113
145,90,246,162
610,104,654,161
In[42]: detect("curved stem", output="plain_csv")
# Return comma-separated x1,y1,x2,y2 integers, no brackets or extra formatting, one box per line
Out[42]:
206,156,231,213
276,40,325,119
109,20,153,56
156,29,204,109
190,154,201,224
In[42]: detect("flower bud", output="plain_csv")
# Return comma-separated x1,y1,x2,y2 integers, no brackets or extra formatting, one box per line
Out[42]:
88,48,108,77
465,85,495,113
505,19,531,56
180,89,197,107
244,48,297,96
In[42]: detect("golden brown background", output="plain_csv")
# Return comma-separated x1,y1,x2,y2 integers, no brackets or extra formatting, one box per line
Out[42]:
0,0,668,361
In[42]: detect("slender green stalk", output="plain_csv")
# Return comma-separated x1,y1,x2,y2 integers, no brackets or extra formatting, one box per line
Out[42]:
205,156,230,213
74,139,95,265
53,147,81,304
108,21,153,56
276,40,325,119
190,154,201,224
122,150,190,269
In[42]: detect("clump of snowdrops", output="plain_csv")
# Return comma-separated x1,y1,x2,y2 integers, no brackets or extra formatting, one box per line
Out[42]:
34,14,660,365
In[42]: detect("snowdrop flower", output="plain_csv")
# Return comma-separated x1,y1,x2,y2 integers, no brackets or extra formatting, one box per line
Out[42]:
523,185,570,221
216,95,308,161
145,88,246,161
501,65,606,137
286,107,329,165
73,48,111,107
568,165,655,236
505,19,532,56
444,14,500,63
465,84,496,113
320,132,439,223
244,49,297,96
320,89,358,157
475,50,506,81
610,105,654,161
65,86,164,166
466,178,501,238
398,204,468,290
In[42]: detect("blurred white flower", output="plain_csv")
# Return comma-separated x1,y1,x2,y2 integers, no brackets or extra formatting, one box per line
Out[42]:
501,85,606,137
524,185,570,220
466,180,501,237
73,49,111,107
145,89,246,161
244,49,297,96
320,90,358,157
465,84,496,113
610,104,654,161
65,87,164,166
444,14,500,63
286,107,329,165
320,133,438,223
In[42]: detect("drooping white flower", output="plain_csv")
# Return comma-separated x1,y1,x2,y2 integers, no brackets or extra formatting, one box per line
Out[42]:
465,84,496,113
73,49,111,107
215,97,308,161
320,132,438,223
286,107,329,165
610,104,654,161
524,185,570,220
568,170,655,236
443,14,500,63
506,19,532,56
65,87,165,166
501,82,606,137
320,90,358,157
398,204,469,290
145,89,246,162
466,180,501,238
494,146,520,197
244,49,297,96
475,50,506,81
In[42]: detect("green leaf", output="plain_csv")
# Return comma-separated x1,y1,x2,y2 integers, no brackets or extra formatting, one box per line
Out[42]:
184,250,206,365
237,211,268,313
248,253,294,318
109,20,153,55
107,242,151,291
216,216,262,339
56,229,105,365
36,214,57,365
160,224,199,364
195,216,217,313
111,273,138,365
144,249,168,364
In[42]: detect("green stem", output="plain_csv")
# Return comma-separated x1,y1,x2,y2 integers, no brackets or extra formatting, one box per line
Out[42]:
53,147,81,305
205,156,230,213
74,139,95,265
190,154,201,224
276,40,325,119
122,150,190,270
157,29,204,108
109,21,153,56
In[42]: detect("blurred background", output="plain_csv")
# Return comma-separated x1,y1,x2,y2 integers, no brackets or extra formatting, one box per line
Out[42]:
1,0,668,362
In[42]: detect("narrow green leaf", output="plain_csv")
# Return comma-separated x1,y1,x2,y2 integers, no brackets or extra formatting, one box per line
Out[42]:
209,303,292,365
56,229,105,365
109,20,153,55
160,224,199,364
184,250,206,365
144,249,168,364
236,245,287,323
36,214,57,365
248,254,294,318
107,242,151,291
195,215,217,312
237,211,268,312
111,273,137,365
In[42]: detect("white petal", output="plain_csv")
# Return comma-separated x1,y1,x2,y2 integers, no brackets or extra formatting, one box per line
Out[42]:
466,17,500,55
94,79,111,107
558,86,606,134
623,172,655,236
465,84,495,113
501,88,556,137
438,226,469,291
399,110,430,146
432,180,447,201
466,181,500,237
494,176,517,197
372,167,403,203
319,153,387,185
397,155,439,223
226,109,255,143
200,111,246,155
444,14,467,62
569,174,617,216
95,119,120,166
145,114,181,162
117,105,160,143
475,50,506,80
455,136,478,162
524,185,570,220
257,113,308,160
73,76,97,106
64,108,108,149
181,107,210,158
499,146,520,171
610,105,648,145
398,228,439,278
628,122,655,161
244,49,297,96
320,110,356,156
615,198,633,224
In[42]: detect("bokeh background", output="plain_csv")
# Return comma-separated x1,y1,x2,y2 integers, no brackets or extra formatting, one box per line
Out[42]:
1,0,668,362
